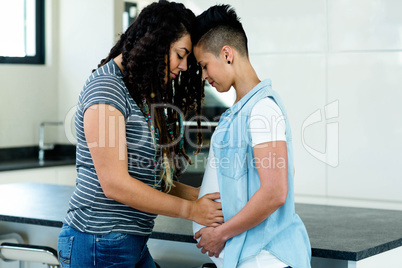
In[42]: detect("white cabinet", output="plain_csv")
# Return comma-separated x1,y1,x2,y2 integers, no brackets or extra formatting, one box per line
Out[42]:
55,166,77,186
0,166,76,186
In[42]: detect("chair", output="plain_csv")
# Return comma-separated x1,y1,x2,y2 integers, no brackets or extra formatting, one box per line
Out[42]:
0,233,25,268
0,232,24,245
0,242,60,268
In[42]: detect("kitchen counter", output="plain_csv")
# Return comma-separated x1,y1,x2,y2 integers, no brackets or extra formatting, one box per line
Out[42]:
0,158,76,172
0,145,75,172
1,182,402,266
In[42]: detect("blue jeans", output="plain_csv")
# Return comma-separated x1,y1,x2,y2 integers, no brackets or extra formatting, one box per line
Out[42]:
57,224,156,268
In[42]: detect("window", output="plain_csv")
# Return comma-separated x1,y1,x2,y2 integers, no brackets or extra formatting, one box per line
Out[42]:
0,0,45,64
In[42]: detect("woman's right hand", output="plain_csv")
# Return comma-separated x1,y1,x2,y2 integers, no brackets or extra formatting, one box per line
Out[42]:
189,192,223,227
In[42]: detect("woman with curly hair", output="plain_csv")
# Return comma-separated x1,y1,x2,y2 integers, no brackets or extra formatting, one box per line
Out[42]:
57,1,223,267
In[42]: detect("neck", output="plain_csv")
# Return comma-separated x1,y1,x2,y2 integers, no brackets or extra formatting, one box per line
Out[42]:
232,58,261,103
113,54,124,73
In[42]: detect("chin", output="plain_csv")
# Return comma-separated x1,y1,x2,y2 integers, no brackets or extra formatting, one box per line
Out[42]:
216,87,230,93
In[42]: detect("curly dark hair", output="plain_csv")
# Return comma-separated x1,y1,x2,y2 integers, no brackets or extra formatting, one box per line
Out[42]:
96,1,204,191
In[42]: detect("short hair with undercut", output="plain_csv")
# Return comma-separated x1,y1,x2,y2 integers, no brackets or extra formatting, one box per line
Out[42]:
192,4,248,57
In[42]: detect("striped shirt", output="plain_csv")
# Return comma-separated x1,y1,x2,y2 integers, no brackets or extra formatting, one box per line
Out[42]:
64,59,161,236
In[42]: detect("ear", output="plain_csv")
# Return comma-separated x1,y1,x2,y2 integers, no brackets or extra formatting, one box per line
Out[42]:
221,45,234,64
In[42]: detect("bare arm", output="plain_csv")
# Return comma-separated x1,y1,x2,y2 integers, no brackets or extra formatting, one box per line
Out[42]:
85,104,223,226
195,141,288,256
169,181,200,201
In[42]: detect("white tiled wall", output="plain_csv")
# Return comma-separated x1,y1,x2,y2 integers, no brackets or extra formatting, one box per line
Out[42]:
181,0,402,210
328,0,402,51
251,54,328,197
242,0,328,54
327,52,402,203
57,0,116,144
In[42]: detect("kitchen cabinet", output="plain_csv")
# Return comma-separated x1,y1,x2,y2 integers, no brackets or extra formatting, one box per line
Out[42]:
0,166,76,186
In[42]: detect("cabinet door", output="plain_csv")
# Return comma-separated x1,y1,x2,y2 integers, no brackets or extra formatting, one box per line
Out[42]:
56,166,77,186
0,168,57,185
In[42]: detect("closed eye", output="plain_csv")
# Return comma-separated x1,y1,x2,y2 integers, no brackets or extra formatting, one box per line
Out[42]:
177,53,184,60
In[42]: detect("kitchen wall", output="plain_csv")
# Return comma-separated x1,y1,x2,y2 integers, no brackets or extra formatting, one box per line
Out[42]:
57,0,118,143
0,0,59,147
57,0,152,143
1,0,401,210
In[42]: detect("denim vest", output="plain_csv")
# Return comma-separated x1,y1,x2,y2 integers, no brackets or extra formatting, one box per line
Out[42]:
211,79,311,268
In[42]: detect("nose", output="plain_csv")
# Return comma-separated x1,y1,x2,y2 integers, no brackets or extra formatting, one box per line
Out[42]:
178,57,188,72
201,68,208,81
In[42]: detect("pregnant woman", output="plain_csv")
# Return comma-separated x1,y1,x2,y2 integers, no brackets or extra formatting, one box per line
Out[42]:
192,4,311,268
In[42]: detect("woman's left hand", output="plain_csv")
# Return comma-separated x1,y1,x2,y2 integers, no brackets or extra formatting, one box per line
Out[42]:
195,226,226,258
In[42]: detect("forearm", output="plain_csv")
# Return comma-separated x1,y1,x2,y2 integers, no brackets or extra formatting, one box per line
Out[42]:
102,172,223,227
168,181,199,201
216,188,284,241
102,173,194,220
